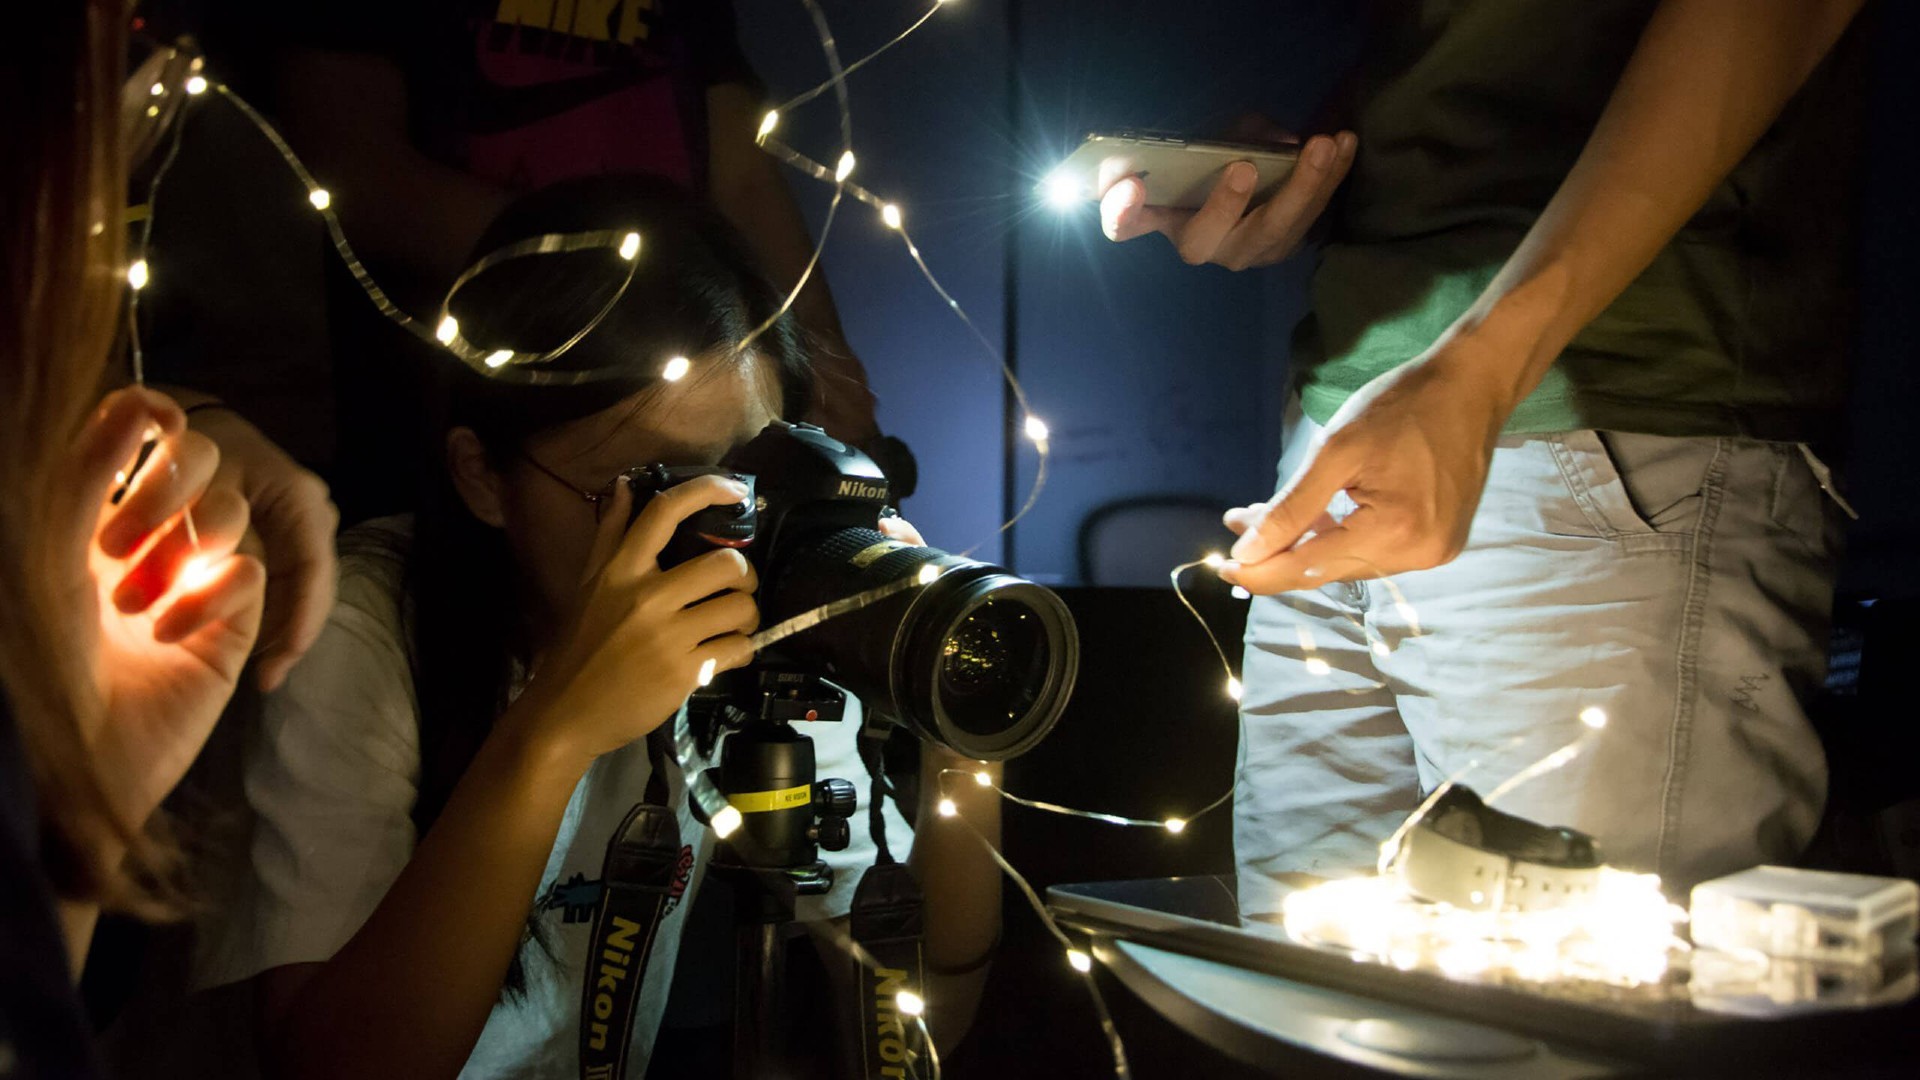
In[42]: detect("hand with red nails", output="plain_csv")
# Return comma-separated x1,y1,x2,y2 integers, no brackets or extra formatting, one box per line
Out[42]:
1216,345,1513,595
1099,119,1357,271
68,387,267,835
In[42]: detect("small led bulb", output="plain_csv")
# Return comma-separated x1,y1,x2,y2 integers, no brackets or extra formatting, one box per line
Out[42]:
1226,676,1244,702
697,657,718,686
1023,415,1049,443
881,203,903,230
484,350,513,369
1043,168,1081,209
1305,657,1332,677
308,188,332,211
127,259,149,290
758,110,780,140
1580,706,1608,730
149,82,165,97
435,316,459,344
1067,949,1093,973
185,75,209,95
973,770,992,787
661,356,692,382
178,555,220,592
712,805,743,839
895,990,925,1017
1203,551,1226,569
618,231,641,261
1164,818,1187,834
916,564,939,586
835,151,857,182
937,798,958,818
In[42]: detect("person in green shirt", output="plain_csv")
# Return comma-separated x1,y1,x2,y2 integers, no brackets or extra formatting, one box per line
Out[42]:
1101,0,1866,889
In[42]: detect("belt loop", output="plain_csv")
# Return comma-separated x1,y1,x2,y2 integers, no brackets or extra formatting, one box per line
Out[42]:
1796,444,1859,521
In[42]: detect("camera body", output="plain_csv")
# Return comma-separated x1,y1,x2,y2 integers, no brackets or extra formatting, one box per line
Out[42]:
632,421,897,578
629,420,1078,763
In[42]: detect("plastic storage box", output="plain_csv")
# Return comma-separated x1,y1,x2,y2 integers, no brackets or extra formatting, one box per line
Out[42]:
1690,866,1918,963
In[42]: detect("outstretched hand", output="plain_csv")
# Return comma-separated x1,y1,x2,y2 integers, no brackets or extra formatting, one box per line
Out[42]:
1217,348,1515,595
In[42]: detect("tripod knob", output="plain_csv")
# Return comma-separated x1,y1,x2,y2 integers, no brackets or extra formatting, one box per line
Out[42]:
813,816,852,852
814,778,858,818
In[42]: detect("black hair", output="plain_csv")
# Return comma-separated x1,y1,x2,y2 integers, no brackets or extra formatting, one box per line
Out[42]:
403,174,812,996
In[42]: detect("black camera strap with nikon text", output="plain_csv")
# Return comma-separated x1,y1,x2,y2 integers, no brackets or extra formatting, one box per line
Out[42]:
578,732,683,1080
848,733,930,1080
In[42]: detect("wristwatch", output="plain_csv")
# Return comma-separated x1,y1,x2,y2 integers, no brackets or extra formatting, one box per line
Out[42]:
1389,786,1604,913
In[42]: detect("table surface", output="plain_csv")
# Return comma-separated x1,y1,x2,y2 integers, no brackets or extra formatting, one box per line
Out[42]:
1047,875,1920,1078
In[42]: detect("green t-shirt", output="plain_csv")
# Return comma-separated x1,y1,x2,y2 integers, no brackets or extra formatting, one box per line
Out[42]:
1294,0,1864,442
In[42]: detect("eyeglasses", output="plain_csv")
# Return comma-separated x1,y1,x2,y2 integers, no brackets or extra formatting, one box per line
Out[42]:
520,450,636,522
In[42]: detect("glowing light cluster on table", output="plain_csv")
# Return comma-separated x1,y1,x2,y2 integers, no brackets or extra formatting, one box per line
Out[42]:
1280,869,1686,988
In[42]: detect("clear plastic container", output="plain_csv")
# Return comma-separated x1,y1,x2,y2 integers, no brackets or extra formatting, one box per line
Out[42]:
1690,866,1918,963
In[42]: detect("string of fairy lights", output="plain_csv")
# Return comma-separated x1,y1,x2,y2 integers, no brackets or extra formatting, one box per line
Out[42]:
120,3,1651,1076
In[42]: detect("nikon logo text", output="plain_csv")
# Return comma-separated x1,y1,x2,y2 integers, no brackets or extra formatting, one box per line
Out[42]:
836,478,888,501
872,967,911,1076
587,916,642,1051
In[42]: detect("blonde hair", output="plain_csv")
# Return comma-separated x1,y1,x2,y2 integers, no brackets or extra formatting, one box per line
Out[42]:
0,0,180,912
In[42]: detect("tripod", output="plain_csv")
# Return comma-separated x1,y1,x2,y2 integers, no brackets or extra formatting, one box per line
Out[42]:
694,677,860,1080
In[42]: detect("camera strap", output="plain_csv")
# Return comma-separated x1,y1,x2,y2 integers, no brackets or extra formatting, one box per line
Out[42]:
848,731,930,1079
578,731,684,1080
850,861,930,1080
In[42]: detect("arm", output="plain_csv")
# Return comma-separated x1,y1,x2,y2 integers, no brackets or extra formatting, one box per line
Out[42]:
907,749,1002,1050
254,479,761,1080
255,714,592,1080
55,388,265,975
707,82,880,444
275,51,510,287
1223,0,1867,592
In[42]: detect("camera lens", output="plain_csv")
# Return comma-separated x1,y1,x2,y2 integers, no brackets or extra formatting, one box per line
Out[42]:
938,598,1050,739
762,528,1077,761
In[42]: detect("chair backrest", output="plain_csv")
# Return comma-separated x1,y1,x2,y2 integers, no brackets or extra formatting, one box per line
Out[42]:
1078,495,1234,587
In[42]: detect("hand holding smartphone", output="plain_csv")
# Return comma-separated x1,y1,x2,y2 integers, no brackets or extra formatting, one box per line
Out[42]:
1043,130,1302,210
1061,125,1358,271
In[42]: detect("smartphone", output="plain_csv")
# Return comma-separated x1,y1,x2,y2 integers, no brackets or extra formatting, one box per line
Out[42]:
1044,130,1301,210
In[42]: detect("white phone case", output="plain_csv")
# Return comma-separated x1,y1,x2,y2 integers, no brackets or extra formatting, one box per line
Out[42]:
1048,131,1301,210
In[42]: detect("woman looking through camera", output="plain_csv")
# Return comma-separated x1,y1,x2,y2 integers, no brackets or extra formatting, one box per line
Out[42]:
196,176,999,1079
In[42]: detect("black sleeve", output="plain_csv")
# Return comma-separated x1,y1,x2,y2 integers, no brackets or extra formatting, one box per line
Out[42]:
0,695,105,1080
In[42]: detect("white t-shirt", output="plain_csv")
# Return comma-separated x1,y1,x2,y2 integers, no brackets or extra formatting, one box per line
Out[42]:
197,517,912,1078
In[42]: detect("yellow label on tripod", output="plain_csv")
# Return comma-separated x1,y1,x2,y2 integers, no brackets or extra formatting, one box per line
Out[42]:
727,783,813,814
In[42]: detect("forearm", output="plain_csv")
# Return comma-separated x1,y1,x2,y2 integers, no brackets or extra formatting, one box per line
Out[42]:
265,719,585,1080
908,750,1002,1047
1442,0,1865,408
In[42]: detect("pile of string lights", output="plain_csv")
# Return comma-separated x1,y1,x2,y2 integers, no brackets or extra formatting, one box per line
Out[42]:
120,5,1656,1078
